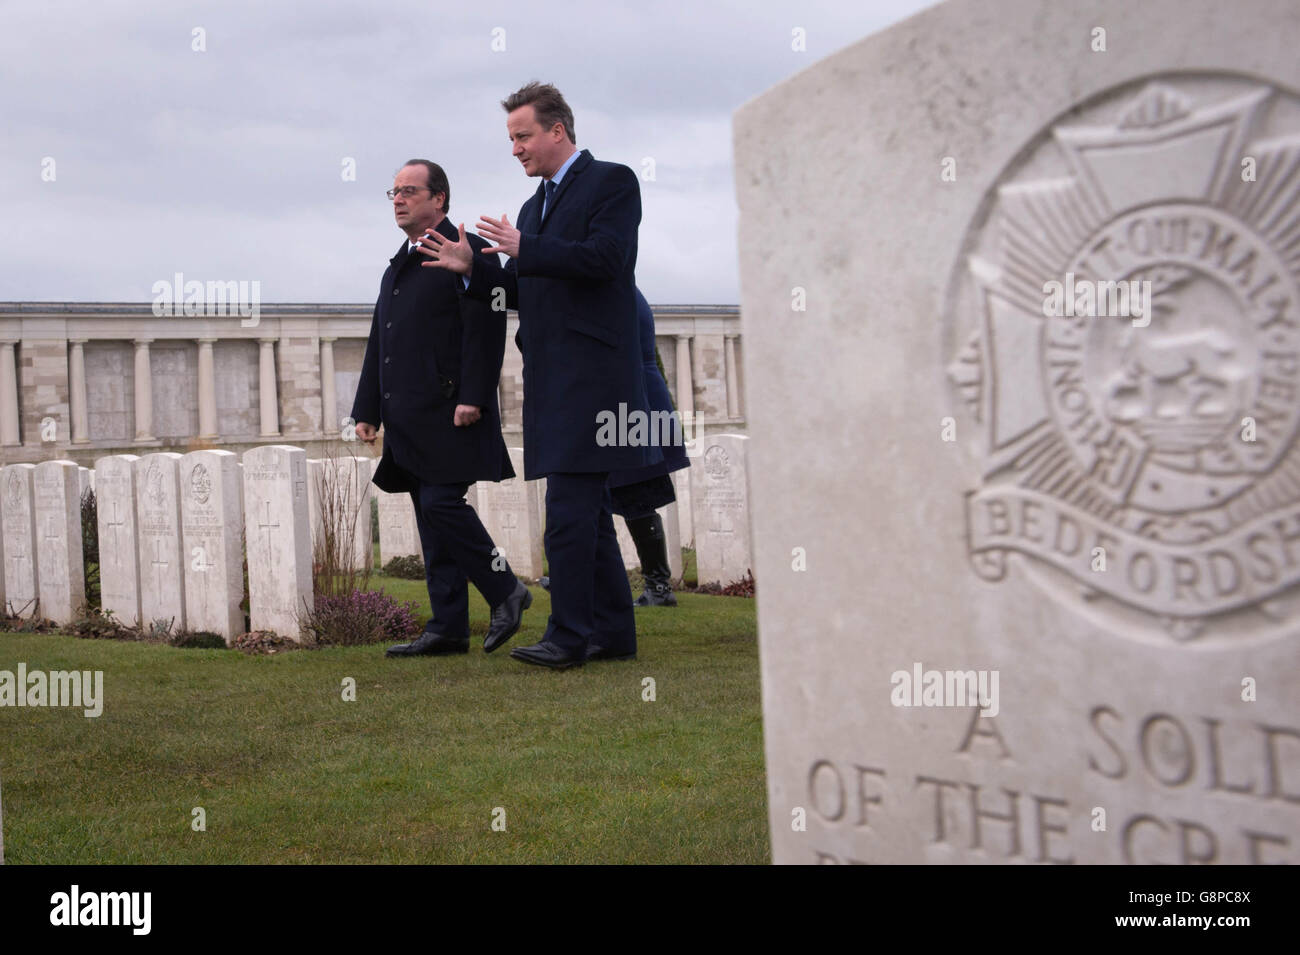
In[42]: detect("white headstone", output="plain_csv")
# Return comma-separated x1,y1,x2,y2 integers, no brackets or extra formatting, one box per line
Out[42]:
308,456,375,572
242,445,313,640
736,0,1300,864
94,454,141,628
376,487,421,565
306,458,325,557
135,452,186,633
690,435,751,586
33,460,85,624
1,465,37,617
180,450,244,641
662,501,684,583
673,468,693,549
78,467,90,502
478,448,544,579
335,456,375,571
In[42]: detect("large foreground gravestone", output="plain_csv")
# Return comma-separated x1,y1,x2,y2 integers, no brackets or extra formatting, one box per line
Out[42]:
242,445,312,640
33,460,85,625
1,465,37,617
478,448,544,579
690,435,751,586
135,453,186,632
94,454,141,628
180,450,244,641
736,0,1300,863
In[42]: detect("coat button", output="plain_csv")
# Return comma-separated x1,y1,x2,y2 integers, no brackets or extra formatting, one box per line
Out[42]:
386,322,392,328
383,392,390,399
384,357,390,364
393,288,400,295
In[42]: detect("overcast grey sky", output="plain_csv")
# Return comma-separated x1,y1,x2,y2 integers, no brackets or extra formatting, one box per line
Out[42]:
1,0,934,305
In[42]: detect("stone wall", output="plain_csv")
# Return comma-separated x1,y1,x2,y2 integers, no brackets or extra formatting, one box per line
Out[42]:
0,304,744,467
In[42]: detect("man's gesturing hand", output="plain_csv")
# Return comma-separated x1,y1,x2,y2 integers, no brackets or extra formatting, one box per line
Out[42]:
454,404,482,427
417,223,473,275
476,214,520,259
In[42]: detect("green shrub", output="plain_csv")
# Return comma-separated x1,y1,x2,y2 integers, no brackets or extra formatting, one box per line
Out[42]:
381,554,425,579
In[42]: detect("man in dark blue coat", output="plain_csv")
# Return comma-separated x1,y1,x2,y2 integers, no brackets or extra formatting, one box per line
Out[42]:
352,159,532,658
419,83,660,669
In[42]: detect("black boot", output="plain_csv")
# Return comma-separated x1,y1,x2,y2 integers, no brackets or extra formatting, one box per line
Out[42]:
627,513,677,607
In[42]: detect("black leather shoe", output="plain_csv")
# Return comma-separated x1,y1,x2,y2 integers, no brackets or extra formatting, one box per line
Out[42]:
484,580,533,653
586,645,636,662
538,576,550,591
509,641,585,670
386,631,470,657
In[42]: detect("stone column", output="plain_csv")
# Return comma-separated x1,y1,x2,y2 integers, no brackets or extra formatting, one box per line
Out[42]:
259,338,280,437
675,334,694,422
68,339,90,443
0,341,20,446
724,334,740,420
319,337,337,435
197,338,218,439
133,338,155,441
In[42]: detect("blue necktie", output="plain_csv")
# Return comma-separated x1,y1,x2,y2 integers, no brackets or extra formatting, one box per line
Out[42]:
544,179,557,218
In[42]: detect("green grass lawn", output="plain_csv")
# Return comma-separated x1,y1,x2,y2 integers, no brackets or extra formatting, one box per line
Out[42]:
0,572,767,864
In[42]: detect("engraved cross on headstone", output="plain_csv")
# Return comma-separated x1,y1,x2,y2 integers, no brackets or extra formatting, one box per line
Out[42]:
8,547,29,582
151,538,169,593
105,500,127,553
258,500,280,564
501,510,519,551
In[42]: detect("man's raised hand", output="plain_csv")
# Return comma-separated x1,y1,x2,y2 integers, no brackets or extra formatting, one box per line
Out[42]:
477,213,520,259
417,223,473,275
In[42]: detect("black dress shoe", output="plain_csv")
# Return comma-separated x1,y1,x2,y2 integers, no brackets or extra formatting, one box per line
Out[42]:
509,641,585,670
484,580,533,653
585,645,636,662
386,630,470,657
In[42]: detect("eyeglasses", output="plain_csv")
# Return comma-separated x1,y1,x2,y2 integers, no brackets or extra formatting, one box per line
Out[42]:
386,186,431,200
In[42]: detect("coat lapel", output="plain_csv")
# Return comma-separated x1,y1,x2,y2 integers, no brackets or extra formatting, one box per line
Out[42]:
523,182,546,234
539,150,592,231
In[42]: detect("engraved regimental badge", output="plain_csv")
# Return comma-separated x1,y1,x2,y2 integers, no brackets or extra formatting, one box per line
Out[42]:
4,471,22,509
145,462,167,508
946,79,1300,641
189,464,211,505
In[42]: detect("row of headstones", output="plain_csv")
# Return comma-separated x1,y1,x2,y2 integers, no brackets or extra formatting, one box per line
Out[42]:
0,435,752,641
0,449,305,639
375,438,753,590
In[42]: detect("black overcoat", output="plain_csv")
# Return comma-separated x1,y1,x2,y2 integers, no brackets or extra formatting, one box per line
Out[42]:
352,217,513,491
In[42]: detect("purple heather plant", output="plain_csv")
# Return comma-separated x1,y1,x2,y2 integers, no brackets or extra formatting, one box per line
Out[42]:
304,588,421,647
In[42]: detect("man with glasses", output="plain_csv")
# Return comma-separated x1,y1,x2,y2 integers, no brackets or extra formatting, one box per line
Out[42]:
352,159,533,658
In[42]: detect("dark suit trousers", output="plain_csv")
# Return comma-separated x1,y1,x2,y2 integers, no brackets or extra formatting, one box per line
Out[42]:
411,481,517,640
542,472,636,655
